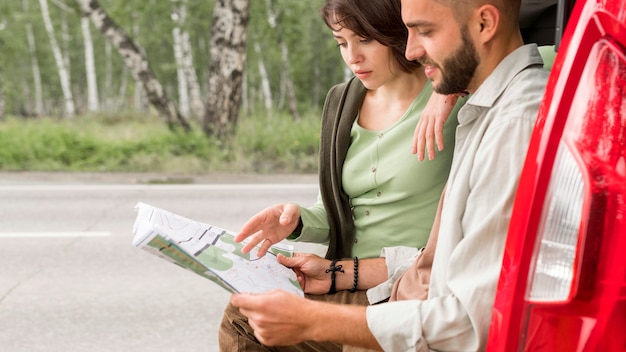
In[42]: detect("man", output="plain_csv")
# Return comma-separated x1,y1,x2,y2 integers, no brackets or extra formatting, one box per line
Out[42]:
219,0,548,350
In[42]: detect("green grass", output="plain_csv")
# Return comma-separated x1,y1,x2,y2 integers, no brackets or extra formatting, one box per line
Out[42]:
0,111,321,174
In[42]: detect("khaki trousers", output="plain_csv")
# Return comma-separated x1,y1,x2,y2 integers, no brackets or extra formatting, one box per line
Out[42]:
218,290,378,352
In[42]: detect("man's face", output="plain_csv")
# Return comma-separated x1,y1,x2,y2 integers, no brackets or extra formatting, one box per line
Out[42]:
419,26,479,94
402,0,480,94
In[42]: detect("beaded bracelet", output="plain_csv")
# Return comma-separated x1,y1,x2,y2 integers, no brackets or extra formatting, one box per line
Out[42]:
349,256,359,293
325,259,344,294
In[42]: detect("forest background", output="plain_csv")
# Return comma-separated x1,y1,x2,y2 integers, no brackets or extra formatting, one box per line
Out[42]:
0,0,351,175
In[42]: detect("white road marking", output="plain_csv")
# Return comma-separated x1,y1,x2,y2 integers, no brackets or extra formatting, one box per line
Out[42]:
0,184,318,191
0,232,111,238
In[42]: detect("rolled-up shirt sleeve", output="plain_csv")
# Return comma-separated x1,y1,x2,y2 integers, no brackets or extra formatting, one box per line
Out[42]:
366,294,474,351
366,246,421,304
366,300,429,352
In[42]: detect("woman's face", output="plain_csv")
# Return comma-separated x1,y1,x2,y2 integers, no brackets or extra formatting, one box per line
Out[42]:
332,26,399,90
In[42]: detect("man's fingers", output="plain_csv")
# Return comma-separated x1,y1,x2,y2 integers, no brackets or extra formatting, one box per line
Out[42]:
231,294,265,319
230,293,251,309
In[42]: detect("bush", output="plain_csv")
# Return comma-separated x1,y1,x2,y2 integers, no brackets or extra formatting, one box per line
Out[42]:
234,110,321,173
0,111,321,174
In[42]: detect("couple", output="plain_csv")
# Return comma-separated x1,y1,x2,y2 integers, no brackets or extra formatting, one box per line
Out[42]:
220,0,548,350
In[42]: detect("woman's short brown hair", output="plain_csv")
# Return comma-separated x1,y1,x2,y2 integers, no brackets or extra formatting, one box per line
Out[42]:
320,0,421,74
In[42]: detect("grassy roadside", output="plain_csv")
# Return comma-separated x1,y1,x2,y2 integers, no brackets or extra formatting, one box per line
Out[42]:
0,111,321,174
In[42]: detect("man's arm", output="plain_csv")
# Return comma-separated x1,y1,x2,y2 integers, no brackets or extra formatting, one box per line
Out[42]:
229,253,394,348
231,290,383,350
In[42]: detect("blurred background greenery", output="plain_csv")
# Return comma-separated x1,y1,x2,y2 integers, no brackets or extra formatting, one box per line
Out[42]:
0,111,321,174
0,0,348,174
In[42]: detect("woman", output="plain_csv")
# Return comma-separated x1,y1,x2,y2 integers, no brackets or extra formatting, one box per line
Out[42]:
234,0,462,260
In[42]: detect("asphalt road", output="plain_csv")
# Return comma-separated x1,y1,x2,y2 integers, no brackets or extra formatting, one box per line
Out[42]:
0,172,324,352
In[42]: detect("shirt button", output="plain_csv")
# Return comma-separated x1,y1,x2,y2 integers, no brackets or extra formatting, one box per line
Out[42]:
354,238,358,244
378,133,384,138
376,191,382,197
371,167,377,173
365,210,370,216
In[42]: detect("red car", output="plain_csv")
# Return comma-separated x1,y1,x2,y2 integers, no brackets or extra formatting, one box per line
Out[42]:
488,0,626,350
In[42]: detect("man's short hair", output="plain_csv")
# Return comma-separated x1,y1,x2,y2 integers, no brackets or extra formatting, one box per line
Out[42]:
436,0,522,24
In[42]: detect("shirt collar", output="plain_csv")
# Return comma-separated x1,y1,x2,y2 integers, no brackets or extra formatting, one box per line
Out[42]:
466,43,544,109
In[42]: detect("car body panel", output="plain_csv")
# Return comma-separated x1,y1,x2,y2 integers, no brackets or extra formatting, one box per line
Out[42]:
487,0,626,351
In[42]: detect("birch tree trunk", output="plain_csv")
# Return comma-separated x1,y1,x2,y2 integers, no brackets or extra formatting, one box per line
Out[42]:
74,0,190,131
181,31,204,120
253,41,273,112
130,16,146,113
81,16,99,112
203,0,249,138
61,9,71,85
172,0,203,121
39,0,75,118
265,0,300,120
23,0,43,116
172,26,189,118
104,40,112,111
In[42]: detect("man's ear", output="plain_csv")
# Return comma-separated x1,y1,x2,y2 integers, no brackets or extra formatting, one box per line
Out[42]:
472,4,499,44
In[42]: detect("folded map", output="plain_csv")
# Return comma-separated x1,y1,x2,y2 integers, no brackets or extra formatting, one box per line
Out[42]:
132,202,303,296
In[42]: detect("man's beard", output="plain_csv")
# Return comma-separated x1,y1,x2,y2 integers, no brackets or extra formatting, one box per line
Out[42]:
419,27,479,95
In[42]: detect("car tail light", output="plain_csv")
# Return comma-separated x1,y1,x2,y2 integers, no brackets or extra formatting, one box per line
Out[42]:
526,143,583,302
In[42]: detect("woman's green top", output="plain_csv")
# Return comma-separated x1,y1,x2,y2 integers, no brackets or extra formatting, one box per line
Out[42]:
293,77,462,259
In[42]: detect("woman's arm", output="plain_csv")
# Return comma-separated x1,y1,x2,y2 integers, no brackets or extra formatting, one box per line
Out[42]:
412,92,458,161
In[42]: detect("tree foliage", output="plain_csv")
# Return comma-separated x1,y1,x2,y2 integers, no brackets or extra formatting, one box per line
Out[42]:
75,0,191,131
0,0,346,128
